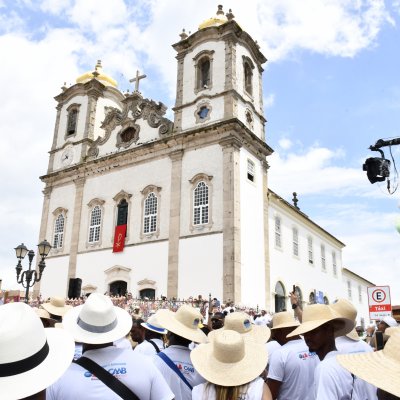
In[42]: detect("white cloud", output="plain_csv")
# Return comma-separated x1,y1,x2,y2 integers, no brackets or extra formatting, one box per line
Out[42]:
278,138,293,150
263,93,275,109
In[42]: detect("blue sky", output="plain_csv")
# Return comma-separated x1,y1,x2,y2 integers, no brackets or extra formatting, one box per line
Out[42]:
1,0,399,303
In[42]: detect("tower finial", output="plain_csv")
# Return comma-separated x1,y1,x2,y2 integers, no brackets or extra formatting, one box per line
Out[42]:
226,9,235,21
179,28,188,40
292,192,300,210
217,5,224,15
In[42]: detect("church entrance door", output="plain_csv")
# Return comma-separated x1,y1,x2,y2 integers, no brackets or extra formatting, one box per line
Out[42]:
109,280,127,296
140,288,155,299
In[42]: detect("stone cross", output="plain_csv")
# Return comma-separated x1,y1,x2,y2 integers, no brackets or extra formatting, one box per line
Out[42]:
129,70,147,92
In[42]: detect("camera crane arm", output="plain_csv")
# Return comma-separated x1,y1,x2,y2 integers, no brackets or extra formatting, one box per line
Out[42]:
370,137,400,152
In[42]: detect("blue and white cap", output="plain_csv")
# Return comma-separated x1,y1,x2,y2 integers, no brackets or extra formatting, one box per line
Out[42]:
141,313,168,335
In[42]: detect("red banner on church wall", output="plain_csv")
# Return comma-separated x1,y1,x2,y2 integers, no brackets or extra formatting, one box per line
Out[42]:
113,224,127,253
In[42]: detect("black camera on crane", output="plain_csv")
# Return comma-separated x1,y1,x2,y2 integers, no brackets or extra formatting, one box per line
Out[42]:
363,156,390,184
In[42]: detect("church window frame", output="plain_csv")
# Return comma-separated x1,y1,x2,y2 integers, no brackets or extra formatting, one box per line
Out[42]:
193,50,215,94
347,280,352,300
321,244,326,271
112,190,132,243
274,215,282,249
86,198,105,248
194,101,212,124
292,227,299,257
189,173,213,232
242,56,255,98
247,159,255,183
65,103,81,138
332,251,337,277
52,207,68,252
308,236,314,264
140,185,161,239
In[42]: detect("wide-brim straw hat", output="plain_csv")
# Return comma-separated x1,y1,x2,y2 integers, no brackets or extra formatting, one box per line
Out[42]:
41,296,72,317
0,302,75,400
62,293,132,344
156,305,207,344
337,330,400,397
330,299,358,340
191,329,268,386
287,304,354,338
208,312,270,344
141,312,167,335
271,311,300,330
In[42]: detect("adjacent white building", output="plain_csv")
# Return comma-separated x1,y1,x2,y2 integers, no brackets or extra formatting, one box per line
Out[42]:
34,6,373,320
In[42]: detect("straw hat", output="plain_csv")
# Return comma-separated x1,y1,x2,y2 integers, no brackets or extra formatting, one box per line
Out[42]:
141,312,167,335
41,296,72,317
62,293,132,344
191,329,268,386
337,330,400,397
287,304,354,338
271,311,300,330
0,302,75,400
330,299,358,340
208,312,271,344
155,305,207,344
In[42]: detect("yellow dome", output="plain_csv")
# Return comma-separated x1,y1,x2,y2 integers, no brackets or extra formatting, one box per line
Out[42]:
76,60,117,87
198,5,230,30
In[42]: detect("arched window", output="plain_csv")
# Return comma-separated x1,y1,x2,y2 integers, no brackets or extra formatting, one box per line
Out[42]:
53,214,65,249
88,205,102,243
244,62,253,95
275,281,286,312
67,109,78,134
199,58,210,88
193,181,209,225
309,291,315,304
144,192,158,234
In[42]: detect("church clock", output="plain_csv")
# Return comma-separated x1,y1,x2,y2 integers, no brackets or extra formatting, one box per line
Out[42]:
61,147,74,167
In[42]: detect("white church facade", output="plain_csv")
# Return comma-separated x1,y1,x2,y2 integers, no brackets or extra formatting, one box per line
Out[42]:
35,6,373,321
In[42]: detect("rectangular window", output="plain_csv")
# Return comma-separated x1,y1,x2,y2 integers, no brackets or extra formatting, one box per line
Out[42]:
347,280,352,299
89,206,101,243
247,159,255,182
53,214,65,249
332,252,337,276
144,193,158,234
358,285,362,303
321,244,326,271
275,217,281,248
292,227,299,256
308,237,313,264
194,181,209,225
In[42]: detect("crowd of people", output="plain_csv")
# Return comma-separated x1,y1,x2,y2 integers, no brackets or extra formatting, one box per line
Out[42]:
0,291,399,399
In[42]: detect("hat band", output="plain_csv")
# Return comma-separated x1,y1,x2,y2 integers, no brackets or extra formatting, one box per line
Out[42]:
77,317,117,333
146,323,166,333
0,341,49,377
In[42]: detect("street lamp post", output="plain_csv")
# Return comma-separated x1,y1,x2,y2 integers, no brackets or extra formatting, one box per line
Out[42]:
14,239,52,304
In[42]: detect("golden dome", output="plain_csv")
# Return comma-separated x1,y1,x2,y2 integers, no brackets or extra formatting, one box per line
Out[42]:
76,60,117,87
198,5,233,30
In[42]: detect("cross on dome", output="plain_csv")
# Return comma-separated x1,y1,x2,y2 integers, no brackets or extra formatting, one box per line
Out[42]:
129,70,147,92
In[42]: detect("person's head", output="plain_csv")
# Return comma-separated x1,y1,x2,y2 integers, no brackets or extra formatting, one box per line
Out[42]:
337,330,400,399
156,304,207,345
209,311,270,344
270,311,300,345
61,293,133,346
130,318,145,343
211,312,225,330
191,329,268,398
141,313,167,341
287,304,354,359
0,302,74,400
378,316,398,333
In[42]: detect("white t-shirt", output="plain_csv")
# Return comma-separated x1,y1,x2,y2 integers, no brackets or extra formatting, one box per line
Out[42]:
314,350,354,400
192,377,265,400
153,344,205,400
135,338,165,356
335,336,377,400
47,346,174,400
267,338,319,400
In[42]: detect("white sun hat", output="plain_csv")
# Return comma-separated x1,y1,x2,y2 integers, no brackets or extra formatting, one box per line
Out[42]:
41,296,72,317
208,312,271,344
191,329,268,387
156,305,207,343
287,304,354,338
337,329,400,397
141,312,167,335
62,293,133,344
0,302,75,400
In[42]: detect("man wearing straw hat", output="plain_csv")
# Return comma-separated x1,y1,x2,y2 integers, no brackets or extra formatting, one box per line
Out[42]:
135,311,167,356
286,303,355,399
154,304,208,400
47,293,174,400
41,296,72,321
267,311,319,400
0,302,75,400
337,328,400,400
